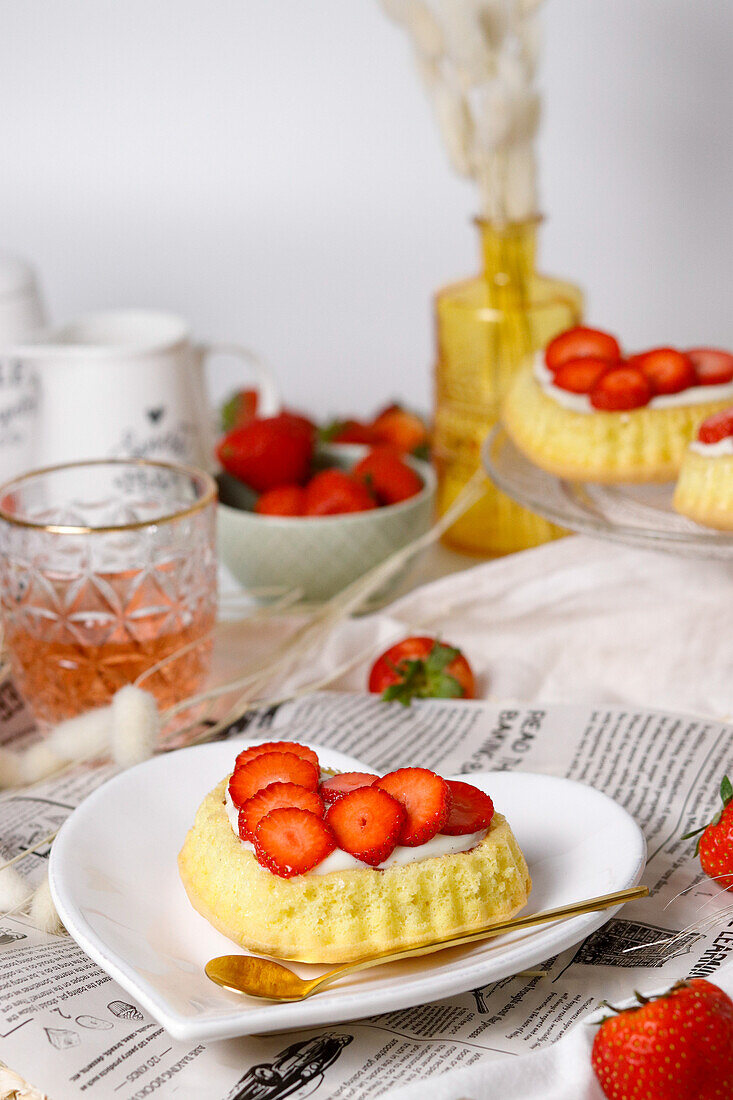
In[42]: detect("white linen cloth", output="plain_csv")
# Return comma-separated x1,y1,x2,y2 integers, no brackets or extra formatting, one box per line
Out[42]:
315,535,733,1099
324,535,733,723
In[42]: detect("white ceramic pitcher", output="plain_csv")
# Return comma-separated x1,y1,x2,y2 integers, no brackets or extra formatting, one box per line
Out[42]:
0,254,46,481
8,309,280,473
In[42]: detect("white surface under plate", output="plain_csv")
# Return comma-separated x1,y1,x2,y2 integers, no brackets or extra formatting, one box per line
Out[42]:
50,739,646,1042
483,426,733,559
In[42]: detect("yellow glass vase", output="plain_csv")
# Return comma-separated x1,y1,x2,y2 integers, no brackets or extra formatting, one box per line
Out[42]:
434,218,584,555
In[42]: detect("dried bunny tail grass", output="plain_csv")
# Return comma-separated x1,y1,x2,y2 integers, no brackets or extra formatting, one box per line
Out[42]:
0,747,28,789
0,686,159,791
0,866,33,913
110,686,160,769
0,1064,48,1100
29,872,63,935
380,0,543,222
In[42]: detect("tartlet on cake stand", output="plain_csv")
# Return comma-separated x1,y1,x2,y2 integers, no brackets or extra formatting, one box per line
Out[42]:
483,427,733,560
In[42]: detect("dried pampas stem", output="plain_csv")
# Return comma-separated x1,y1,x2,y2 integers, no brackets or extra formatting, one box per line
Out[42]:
380,0,544,222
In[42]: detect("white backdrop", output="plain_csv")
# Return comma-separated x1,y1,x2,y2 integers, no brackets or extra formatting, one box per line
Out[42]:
1,0,731,418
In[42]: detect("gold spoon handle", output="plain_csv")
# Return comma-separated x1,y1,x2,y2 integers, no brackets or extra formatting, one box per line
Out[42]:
310,884,649,995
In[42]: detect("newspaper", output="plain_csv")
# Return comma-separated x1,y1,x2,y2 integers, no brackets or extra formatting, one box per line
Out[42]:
1,688,732,1099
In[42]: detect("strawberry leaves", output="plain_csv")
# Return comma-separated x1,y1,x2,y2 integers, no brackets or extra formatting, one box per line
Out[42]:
381,642,465,706
683,774,733,854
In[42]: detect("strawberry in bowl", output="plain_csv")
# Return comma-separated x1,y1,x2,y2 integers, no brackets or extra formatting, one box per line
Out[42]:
217,442,435,602
178,739,530,963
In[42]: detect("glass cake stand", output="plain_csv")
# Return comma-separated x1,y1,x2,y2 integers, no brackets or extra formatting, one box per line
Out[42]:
482,426,733,560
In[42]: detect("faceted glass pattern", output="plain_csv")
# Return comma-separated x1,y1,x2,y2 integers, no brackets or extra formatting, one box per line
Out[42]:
0,460,217,725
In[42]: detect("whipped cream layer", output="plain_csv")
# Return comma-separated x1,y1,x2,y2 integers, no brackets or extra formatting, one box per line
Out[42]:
534,354,733,415
224,784,487,876
690,436,733,456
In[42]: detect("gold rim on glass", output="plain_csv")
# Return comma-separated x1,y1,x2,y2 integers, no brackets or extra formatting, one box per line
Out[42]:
0,458,218,535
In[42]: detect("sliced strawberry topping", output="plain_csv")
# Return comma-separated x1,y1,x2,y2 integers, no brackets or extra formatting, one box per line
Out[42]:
545,326,621,373
233,741,319,773
374,768,452,846
239,782,324,842
320,772,379,804
553,357,611,394
254,807,336,877
325,787,406,866
228,751,319,809
629,348,696,395
590,367,653,411
687,348,733,387
441,780,495,836
698,409,733,444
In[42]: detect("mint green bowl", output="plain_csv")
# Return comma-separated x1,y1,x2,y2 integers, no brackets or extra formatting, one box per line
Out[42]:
217,445,435,603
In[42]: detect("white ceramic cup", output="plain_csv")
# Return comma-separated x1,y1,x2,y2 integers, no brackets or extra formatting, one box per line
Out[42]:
11,309,279,472
0,254,46,480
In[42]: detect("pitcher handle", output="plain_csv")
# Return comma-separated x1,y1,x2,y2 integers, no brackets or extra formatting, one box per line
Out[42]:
199,344,281,418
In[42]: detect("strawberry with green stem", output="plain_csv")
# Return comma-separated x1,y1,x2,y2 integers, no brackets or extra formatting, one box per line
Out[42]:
684,775,733,890
368,636,475,705
591,979,733,1099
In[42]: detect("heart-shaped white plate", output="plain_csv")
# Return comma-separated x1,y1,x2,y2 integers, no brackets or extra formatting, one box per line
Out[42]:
50,739,646,1041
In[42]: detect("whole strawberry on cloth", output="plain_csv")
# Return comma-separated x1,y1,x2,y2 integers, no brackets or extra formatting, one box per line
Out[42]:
368,636,475,705
684,775,733,890
591,979,733,1099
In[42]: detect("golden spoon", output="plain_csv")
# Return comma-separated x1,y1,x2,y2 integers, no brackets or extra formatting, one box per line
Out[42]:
205,884,648,1002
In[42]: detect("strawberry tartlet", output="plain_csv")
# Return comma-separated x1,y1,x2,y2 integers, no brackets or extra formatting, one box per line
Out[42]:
178,740,531,963
502,330,733,483
673,409,733,530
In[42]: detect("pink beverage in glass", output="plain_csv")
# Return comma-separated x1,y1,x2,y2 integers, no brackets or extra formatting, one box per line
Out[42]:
0,460,217,725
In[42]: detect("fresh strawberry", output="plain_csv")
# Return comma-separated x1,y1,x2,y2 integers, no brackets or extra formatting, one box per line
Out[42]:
228,751,319,809
325,786,406,865
352,447,423,506
441,780,494,835
321,419,379,446
234,741,320,772
591,979,733,1100
545,326,621,372
368,636,475,705
688,347,733,386
684,775,733,890
697,408,733,444
254,807,336,877
221,388,258,432
239,782,324,842
629,347,696,395
304,469,376,516
371,404,429,456
217,415,314,492
374,768,452,846
553,357,611,394
255,484,307,516
278,410,316,438
320,772,379,804
590,367,653,411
